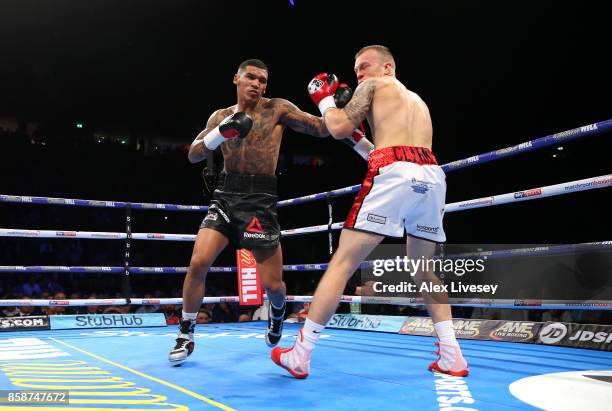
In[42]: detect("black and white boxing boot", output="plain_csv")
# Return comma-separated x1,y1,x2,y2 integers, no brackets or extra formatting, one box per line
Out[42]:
265,301,286,347
168,319,195,365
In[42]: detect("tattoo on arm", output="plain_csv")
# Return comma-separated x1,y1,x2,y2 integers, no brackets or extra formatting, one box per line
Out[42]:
278,99,329,137
343,80,375,127
195,110,226,143
189,109,227,161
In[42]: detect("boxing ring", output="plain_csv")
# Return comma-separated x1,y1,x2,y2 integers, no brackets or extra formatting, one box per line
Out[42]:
1,119,611,410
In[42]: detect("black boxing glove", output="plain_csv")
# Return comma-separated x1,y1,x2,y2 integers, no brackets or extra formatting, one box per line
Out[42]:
203,112,253,150
334,83,353,108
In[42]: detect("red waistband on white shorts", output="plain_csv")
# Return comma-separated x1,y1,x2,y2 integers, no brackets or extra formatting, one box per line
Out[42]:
367,146,438,170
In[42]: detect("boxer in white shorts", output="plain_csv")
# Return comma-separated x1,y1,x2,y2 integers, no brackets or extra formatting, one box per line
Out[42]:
272,45,468,379
344,145,446,242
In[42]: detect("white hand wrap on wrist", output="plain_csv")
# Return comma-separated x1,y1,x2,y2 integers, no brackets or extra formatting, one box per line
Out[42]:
317,95,337,116
202,126,225,150
353,138,375,160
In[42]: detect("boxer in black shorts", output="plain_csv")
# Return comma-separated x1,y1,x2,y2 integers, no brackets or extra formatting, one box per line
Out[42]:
201,172,280,250
168,59,373,365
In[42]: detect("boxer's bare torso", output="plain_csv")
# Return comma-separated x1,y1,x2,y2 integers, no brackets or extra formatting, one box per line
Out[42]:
345,76,433,150
188,65,328,176
214,99,327,175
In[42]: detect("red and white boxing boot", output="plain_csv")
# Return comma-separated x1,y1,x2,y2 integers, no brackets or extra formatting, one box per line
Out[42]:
271,329,311,379
428,340,469,377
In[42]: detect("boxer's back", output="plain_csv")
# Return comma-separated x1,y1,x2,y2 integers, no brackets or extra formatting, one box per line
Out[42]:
369,77,433,150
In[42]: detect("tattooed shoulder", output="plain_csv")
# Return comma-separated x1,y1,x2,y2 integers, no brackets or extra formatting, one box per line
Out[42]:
266,98,293,115
273,98,328,137
344,79,376,127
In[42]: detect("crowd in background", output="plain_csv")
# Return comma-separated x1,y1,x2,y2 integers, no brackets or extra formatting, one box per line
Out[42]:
3,272,610,325
1,124,611,326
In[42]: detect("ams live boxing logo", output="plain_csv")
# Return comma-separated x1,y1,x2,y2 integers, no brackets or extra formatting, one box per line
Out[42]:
489,321,537,342
400,318,539,343
400,318,483,338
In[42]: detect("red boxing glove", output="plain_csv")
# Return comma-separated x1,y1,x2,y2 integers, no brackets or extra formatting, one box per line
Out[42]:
307,73,339,115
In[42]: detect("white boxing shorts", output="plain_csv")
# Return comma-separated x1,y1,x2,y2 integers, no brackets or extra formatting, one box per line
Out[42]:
344,146,446,242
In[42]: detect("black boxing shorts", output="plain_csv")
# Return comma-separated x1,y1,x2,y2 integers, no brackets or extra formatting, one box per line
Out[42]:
200,172,280,250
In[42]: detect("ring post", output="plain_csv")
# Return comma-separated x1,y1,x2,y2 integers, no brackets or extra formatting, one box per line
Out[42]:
122,204,133,303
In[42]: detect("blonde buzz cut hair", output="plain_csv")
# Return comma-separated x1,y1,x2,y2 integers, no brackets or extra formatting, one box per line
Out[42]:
355,45,396,70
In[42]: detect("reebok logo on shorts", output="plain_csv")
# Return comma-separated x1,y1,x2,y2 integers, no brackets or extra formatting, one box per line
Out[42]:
244,216,266,239
243,231,266,239
246,217,263,233
416,224,439,234
367,213,387,225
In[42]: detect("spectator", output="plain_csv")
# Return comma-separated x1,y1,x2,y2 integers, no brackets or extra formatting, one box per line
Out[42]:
287,302,310,322
162,305,180,325
18,297,38,316
22,276,42,297
45,274,64,295
85,293,104,315
2,295,21,317
47,291,67,315
66,292,85,314
197,310,211,324
253,301,270,321
238,307,253,322
135,294,160,314
102,305,130,314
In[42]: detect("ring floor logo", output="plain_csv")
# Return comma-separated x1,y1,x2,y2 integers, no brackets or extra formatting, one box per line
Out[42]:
509,370,612,411
0,338,187,410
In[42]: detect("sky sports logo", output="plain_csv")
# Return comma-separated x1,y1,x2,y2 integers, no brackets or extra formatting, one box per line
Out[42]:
55,231,77,236
513,188,542,199
147,234,165,239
